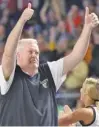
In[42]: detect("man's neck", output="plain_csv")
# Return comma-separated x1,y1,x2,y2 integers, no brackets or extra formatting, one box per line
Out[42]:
22,68,38,77
17,63,38,76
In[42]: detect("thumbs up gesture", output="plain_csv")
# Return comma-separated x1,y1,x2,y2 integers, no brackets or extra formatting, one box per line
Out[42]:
85,7,99,29
21,3,34,22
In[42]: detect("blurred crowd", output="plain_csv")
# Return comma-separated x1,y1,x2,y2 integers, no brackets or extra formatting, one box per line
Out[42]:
0,0,99,109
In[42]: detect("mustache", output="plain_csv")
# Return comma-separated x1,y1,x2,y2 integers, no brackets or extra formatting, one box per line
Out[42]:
29,57,38,62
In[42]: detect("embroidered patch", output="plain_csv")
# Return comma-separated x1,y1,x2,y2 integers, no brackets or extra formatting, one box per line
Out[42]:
40,79,48,88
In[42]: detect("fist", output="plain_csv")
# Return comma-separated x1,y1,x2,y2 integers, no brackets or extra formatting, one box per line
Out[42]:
85,7,99,29
21,3,34,22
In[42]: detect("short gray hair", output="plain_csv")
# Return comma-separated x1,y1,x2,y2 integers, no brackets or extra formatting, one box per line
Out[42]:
17,38,38,52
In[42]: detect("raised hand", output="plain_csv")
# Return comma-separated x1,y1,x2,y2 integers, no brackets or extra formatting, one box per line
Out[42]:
58,105,72,118
63,105,72,114
21,3,34,22
59,105,75,126
85,7,99,29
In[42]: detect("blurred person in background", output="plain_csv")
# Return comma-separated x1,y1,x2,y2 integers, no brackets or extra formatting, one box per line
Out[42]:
40,0,58,30
0,42,5,64
66,5,83,34
37,33,52,63
89,26,99,77
65,60,89,90
59,78,99,126
0,24,5,42
96,0,99,16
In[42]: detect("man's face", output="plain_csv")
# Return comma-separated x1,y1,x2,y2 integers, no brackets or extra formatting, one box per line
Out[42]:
17,41,39,70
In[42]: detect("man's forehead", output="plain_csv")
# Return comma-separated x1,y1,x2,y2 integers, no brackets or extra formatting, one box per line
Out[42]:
24,40,39,50
27,42,38,48
21,39,37,44
18,39,39,52
20,39,37,46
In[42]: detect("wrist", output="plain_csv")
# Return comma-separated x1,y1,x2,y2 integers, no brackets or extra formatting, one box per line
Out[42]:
19,16,26,25
83,24,93,31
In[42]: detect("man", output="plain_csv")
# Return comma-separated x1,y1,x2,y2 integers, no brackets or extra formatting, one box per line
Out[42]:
0,3,99,126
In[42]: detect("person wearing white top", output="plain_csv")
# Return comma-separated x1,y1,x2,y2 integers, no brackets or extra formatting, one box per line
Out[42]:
58,78,99,126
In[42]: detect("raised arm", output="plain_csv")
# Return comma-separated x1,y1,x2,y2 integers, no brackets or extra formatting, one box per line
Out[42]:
63,7,99,75
2,3,34,80
58,107,94,126
40,0,49,23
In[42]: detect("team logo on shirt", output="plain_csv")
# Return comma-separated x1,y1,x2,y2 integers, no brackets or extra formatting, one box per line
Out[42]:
40,79,48,88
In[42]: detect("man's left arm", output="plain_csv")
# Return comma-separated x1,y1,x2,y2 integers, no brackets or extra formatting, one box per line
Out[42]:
63,7,99,75
48,7,99,91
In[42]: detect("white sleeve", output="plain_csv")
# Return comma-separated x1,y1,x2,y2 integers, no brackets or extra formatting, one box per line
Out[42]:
0,63,16,95
47,58,66,91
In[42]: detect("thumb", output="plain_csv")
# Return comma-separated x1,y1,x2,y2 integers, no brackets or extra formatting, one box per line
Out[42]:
85,7,89,17
28,2,32,9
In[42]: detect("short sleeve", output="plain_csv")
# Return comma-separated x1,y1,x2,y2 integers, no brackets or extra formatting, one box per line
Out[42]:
48,58,66,91
0,63,16,95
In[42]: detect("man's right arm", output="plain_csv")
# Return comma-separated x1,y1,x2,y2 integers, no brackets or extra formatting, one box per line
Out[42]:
2,3,34,80
2,18,25,80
